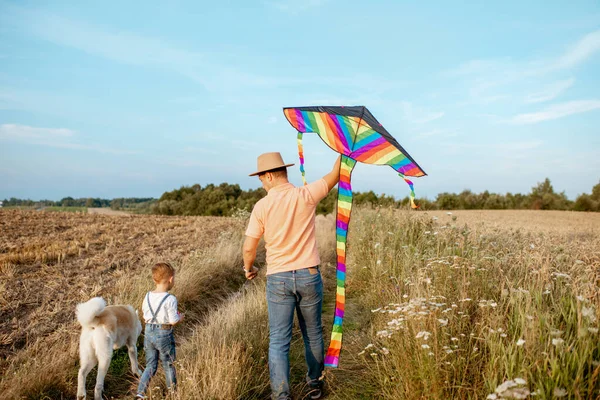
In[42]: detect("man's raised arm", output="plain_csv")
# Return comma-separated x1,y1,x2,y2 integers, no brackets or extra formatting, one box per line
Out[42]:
322,155,342,192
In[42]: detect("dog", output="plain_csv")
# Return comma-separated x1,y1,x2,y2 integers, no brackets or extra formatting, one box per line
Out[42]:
76,297,142,400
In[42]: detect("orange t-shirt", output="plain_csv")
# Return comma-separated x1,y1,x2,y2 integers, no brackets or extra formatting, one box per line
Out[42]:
245,179,329,275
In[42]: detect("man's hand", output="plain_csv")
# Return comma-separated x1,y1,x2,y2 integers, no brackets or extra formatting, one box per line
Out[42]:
244,265,259,280
323,155,342,191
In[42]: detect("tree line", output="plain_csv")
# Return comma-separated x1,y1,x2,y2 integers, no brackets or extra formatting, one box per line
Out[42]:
149,178,599,216
1,197,154,210
3,178,598,215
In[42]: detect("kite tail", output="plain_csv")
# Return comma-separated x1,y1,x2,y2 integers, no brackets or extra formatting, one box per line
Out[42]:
399,172,419,209
297,131,307,186
325,155,356,368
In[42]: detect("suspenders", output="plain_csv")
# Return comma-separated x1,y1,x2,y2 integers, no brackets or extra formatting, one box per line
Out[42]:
146,292,172,324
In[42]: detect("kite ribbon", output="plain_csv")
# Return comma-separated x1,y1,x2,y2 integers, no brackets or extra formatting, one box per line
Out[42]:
399,172,418,209
324,154,356,368
297,131,307,185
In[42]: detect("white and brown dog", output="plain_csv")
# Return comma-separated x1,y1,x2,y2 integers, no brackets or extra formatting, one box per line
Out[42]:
76,297,142,400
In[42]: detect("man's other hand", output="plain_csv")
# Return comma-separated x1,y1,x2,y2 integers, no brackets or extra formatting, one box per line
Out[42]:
245,266,259,280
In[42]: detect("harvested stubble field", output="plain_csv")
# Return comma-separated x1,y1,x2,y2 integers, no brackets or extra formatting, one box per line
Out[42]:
0,209,247,398
0,208,599,399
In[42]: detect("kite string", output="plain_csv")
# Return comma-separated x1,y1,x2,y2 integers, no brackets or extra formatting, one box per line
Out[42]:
297,131,307,185
398,172,419,209
324,154,356,368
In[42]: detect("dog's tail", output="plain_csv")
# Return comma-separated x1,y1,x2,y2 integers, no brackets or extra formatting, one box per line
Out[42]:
76,297,106,328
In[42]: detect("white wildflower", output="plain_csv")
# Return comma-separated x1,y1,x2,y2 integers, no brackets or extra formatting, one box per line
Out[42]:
438,319,448,326
447,212,452,215
486,394,498,400
495,380,517,393
514,377,526,385
553,387,567,397
365,343,374,349
530,244,535,249
588,327,598,334
424,231,431,235
421,344,430,349
416,331,431,340
500,333,507,338
582,306,597,323
576,295,585,302
377,330,393,338
371,308,382,313
516,339,526,346
376,260,381,265
423,277,432,285
381,347,389,355
503,387,530,399
451,337,459,342
358,350,365,355
370,353,378,357
374,242,381,249
428,352,434,356
552,338,564,346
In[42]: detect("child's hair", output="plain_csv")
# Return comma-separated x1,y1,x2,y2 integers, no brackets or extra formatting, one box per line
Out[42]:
152,262,175,283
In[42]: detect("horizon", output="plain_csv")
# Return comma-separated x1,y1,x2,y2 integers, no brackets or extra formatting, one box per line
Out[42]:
1,175,588,203
1,1,599,201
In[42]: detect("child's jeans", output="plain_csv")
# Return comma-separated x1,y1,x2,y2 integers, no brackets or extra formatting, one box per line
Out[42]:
137,324,177,394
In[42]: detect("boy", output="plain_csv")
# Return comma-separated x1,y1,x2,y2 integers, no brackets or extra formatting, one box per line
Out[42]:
136,262,183,399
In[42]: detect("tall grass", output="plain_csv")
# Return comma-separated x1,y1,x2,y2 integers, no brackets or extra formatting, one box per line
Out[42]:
343,208,599,399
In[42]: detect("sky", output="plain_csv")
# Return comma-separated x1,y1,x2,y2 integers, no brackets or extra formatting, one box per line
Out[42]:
1,1,599,201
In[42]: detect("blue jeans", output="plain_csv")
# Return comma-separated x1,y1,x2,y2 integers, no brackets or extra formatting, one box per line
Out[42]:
137,324,177,394
267,267,324,400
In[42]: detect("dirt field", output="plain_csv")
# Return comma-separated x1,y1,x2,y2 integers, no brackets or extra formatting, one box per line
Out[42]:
87,207,131,216
0,209,240,374
424,209,600,234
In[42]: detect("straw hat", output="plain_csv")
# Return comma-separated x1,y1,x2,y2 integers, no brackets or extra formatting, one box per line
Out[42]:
249,152,295,176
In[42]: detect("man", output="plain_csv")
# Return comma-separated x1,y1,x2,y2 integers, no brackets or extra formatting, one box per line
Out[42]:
243,151,340,400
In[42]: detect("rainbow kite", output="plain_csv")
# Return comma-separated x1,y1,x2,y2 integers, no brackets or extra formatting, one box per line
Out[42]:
283,106,426,368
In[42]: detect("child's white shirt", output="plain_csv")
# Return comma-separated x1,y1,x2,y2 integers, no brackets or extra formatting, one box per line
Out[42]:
142,291,180,324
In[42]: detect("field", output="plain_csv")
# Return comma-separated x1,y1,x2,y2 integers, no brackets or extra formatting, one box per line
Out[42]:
0,209,598,399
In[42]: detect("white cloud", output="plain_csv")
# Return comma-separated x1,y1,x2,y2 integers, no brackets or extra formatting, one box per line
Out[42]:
524,78,575,103
554,30,600,69
400,101,445,124
510,100,600,124
0,124,138,154
448,30,600,106
0,6,277,92
0,124,75,139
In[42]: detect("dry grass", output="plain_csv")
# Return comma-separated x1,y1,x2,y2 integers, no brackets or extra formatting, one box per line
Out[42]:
341,208,600,399
1,208,598,399
0,209,246,399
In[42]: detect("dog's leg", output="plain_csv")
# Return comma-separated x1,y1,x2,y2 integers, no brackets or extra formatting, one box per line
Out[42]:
93,329,113,400
77,331,97,399
94,348,112,400
127,338,142,376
